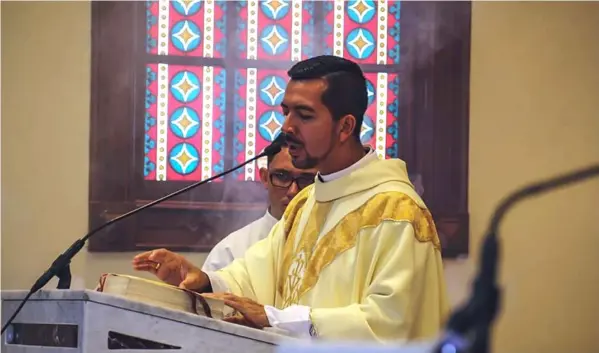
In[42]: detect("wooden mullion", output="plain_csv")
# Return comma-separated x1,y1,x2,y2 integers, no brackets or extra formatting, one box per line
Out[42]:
223,0,238,179
89,1,143,251
313,1,326,55
133,1,151,201
143,54,227,68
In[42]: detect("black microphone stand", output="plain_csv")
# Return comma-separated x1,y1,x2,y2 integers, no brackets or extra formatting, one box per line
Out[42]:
434,163,599,353
0,135,287,335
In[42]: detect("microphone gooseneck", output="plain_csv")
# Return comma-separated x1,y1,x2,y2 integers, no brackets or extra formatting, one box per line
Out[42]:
0,134,287,335
434,163,599,353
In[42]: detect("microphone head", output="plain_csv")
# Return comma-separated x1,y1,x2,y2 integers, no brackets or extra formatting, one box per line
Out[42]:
263,133,287,157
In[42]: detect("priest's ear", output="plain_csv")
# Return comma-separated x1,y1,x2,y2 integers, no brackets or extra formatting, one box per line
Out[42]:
337,114,357,143
259,167,269,188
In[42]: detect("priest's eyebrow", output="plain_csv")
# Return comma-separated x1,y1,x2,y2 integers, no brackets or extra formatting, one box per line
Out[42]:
280,102,316,113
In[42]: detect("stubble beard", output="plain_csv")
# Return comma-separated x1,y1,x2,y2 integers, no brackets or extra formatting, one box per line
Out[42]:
291,129,338,170
291,154,319,169
292,133,338,170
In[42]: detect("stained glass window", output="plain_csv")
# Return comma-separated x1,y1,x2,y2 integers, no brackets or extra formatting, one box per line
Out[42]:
323,1,401,64
144,0,401,182
233,69,289,180
146,0,227,57
144,64,227,181
235,1,317,61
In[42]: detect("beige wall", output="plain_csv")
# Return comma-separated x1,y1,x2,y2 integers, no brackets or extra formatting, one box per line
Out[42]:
2,1,598,352
0,1,211,291
469,2,599,352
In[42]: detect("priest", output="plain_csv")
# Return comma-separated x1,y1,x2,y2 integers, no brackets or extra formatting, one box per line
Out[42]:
133,55,449,342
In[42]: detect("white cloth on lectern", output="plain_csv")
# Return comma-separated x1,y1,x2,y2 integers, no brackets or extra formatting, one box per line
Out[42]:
264,304,313,338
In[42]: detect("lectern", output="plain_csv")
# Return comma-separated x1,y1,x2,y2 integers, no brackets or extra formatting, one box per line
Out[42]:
1,290,294,353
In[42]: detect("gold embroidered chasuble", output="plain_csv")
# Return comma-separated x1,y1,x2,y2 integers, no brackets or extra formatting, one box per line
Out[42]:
215,156,450,341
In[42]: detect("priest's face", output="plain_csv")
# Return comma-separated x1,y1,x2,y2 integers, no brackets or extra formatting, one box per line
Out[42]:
280,79,341,170
259,147,317,220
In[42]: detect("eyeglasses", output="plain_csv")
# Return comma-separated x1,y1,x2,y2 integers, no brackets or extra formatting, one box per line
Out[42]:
269,171,315,190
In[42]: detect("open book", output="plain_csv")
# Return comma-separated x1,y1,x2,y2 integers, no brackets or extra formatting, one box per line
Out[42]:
96,273,237,320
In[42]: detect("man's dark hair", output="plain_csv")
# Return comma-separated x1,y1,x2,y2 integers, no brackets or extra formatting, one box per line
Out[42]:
287,55,367,140
266,144,287,165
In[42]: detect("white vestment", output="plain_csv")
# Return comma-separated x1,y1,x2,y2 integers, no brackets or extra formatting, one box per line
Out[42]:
202,210,278,272
205,149,449,340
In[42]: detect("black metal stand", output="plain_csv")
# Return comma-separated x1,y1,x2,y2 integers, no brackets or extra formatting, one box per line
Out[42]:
433,232,500,353
0,134,287,335
433,163,599,353
56,263,72,290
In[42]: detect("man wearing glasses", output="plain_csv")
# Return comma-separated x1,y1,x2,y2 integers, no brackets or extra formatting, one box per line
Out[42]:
201,145,317,271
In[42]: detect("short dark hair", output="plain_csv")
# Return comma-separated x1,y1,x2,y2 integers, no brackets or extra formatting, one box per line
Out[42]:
287,55,367,140
266,144,287,165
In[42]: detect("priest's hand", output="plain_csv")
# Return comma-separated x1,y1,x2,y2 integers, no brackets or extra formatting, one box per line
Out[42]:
131,248,208,290
205,293,270,329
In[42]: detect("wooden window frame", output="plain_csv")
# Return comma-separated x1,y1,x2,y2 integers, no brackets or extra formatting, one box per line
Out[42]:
88,1,471,258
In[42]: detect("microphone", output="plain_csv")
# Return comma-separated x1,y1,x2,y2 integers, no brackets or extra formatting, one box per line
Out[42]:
0,133,287,335
434,162,599,353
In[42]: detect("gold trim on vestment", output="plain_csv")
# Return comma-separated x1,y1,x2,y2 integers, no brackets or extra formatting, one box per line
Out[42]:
280,201,332,306
277,187,311,297
279,191,442,307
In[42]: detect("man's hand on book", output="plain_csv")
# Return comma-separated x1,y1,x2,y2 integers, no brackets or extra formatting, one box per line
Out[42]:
205,293,270,329
132,248,207,290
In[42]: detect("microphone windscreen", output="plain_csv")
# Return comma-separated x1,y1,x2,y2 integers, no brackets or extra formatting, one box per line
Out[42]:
263,133,287,157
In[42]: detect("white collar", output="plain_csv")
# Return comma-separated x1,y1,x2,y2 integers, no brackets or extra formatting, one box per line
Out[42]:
264,208,278,222
317,148,377,183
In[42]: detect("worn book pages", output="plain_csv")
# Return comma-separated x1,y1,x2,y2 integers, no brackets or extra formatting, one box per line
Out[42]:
96,273,237,320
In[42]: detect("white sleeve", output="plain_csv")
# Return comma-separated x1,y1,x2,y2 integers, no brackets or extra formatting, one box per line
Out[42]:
204,271,231,293
264,305,315,338
201,242,235,272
